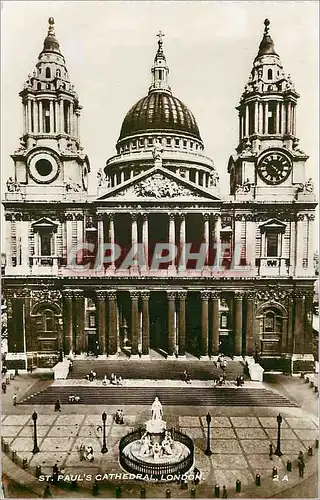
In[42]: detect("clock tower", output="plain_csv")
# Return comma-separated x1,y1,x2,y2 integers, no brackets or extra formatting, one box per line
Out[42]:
10,17,90,201
228,19,314,203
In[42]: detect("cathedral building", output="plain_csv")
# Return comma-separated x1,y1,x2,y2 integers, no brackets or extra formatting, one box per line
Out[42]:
3,18,317,371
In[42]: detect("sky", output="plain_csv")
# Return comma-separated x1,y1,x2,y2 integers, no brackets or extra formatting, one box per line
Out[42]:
1,1,319,249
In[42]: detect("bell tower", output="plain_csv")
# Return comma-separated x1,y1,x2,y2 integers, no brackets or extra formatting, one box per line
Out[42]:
9,17,89,200
228,19,315,203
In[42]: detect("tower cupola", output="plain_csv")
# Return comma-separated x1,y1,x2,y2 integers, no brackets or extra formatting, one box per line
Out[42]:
149,31,171,93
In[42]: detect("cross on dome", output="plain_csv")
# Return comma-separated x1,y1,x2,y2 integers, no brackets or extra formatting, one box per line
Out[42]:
156,30,165,49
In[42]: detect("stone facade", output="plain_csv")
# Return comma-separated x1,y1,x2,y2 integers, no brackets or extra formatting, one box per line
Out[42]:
2,19,317,371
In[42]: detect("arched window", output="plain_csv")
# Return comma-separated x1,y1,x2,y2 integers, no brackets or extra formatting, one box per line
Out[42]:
268,69,273,80
42,309,54,332
56,69,61,78
37,82,42,90
45,67,51,79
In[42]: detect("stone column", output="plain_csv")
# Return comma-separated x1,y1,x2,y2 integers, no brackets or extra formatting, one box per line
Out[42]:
245,292,255,356
202,213,210,270
167,291,176,356
141,291,150,355
211,291,220,355
178,291,187,355
304,291,314,351
293,290,305,354
264,102,268,134
234,215,243,266
73,290,85,353
213,214,222,269
239,115,243,142
59,99,64,133
131,213,138,270
49,100,54,133
66,215,73,266
96,290,107,354
21,219,29,268
287,102,292,135
27,99,32,133
286,292,294,353
234,291,243,356
5,215,13,267
63,290,74,353
307,214,315,274
258,102,263,134
108,213,116,270
276,101,280,134
168,213,176,271
195,171,199,184
130,291,140,355
97,214,105,269
254,101,259,134
245,104,249,137
292,104,296,136
39,101,43,133
179,213,186,272
295,214,305,275
142,214,149,270
107,290,117,355
34,99,39,134
200,291,210,356
246,215,256,268
281,102,286,135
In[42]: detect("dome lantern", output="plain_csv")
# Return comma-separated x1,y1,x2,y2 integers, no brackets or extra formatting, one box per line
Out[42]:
149,31,171,94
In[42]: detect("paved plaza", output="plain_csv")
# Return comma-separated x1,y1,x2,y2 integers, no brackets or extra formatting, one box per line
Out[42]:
1,397,319,498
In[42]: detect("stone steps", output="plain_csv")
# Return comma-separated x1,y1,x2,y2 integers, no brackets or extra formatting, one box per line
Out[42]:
19,385,298,407
68,358,244,381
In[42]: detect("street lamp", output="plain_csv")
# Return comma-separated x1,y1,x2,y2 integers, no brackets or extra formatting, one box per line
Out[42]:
205,412,212,456
32,411,40,454
274,413,283,457
101,411,108,454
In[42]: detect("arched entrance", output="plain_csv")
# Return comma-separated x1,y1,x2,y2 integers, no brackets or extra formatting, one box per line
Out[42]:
256,304,286,356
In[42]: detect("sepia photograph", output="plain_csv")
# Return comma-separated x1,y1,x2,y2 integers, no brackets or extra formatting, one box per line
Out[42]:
1,1,319,498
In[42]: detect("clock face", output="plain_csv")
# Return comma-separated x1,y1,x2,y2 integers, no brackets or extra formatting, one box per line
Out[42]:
28,151,60,184
257,153,292,185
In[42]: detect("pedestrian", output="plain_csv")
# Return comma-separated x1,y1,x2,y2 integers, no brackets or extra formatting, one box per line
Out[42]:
269,443,273,460
79,444,85,461
298,459,305,478
222,485,228,498
298,450,304,463
13,393,17,406
193,467,200,485
15,368,19,377
117,376,123,386
43,484,52,498
2,381,6,394
54,399,61,412
52,463,59,484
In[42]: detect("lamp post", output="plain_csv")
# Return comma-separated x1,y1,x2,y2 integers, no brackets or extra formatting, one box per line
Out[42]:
101,411,108,453
32,411,39,454
274,413,283,457
205,412,212,456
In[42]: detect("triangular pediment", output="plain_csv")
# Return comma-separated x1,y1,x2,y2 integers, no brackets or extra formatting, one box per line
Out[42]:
97,166,221,201
259,218,286,231
31,217,58,230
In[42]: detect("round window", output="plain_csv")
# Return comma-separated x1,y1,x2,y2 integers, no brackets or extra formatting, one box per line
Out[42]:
35,159,53,177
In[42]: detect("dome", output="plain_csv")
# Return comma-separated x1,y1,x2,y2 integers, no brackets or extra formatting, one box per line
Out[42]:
118,91,202,142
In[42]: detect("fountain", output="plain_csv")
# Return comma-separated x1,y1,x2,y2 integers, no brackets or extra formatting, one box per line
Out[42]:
119,398,194,480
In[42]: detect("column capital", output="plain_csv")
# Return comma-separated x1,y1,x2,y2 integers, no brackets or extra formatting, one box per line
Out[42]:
129,290,139,300
63,289,74,299
75,212,84,221
297,213,306,221
167,291,176,300
131,213,138,222
169,213,176,220
141,290,150,300
65,213,74,221
141,212,148,221
203,212,210,221
200,290,210,300
73,289,84,300
213,213,221,221
14,288,30,299
97,213,105,222
96,289,108,300
177,290,187,300
211,291,220,300
307,213,315,221
245,291,256,300
178,212,186,221
106,212,115,221
234,291,244,300
107,289,117,300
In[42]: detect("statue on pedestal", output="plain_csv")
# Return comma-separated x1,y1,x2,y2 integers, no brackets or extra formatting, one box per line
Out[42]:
151,397,163,420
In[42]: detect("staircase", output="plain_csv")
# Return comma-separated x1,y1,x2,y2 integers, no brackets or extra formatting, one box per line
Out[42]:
68,358,244,381
19,385,298,407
